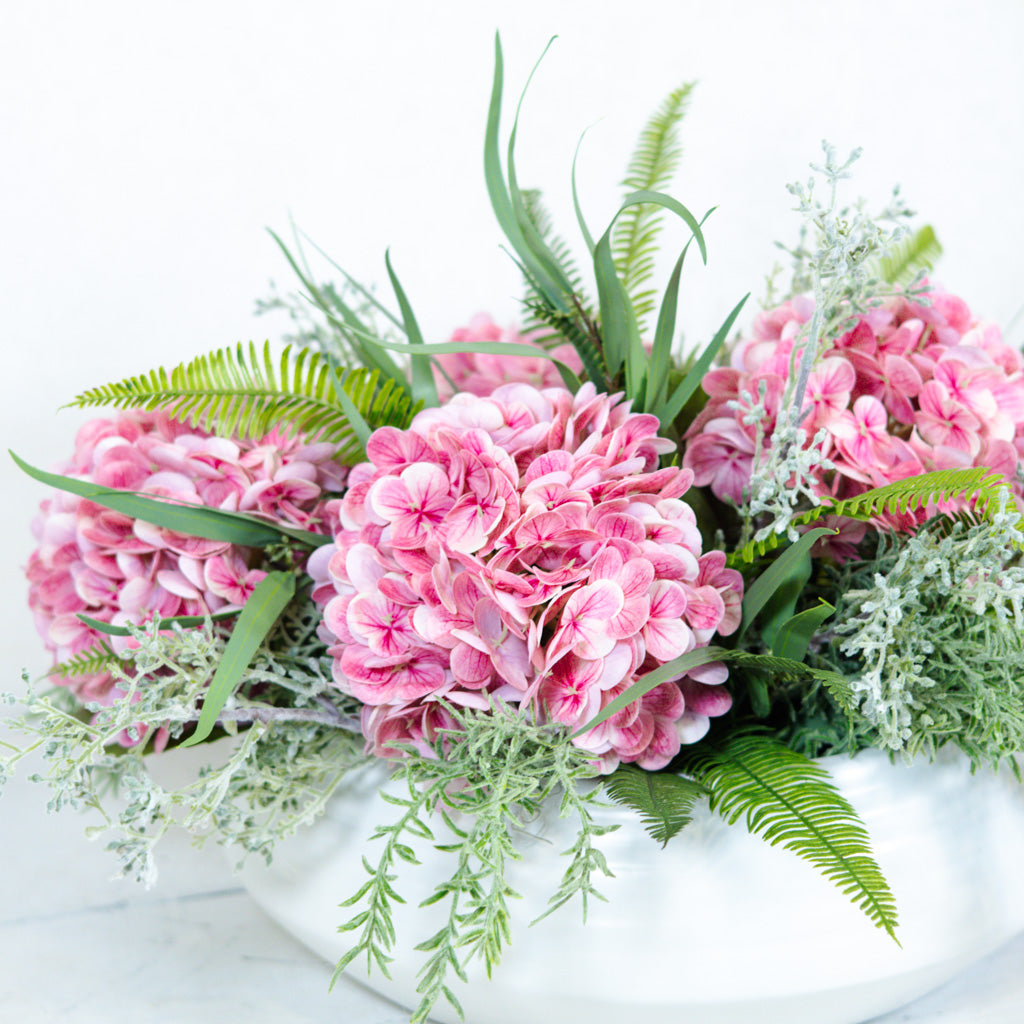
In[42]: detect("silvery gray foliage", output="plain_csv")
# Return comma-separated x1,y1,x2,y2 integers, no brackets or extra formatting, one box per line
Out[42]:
833,491,1024,762
743,143,915,541
1,607,364,886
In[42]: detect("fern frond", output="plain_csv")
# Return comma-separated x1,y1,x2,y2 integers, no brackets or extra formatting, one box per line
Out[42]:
520,298,607,382
603,764,706,846
738,467,1010,560
69,342,419,464
876,225,942,286
50,643,118,679
682,732,899,939
722,650,856,711
612,83,694,329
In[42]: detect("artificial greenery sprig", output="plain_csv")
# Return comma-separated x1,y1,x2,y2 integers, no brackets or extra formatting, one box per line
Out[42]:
2,606,364,884
333,699,613,1024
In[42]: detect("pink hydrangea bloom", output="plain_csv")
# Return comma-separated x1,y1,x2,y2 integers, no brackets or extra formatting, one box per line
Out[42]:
683,286,1024,558
433,314,584,400
27,409,345,710
314,383,743,773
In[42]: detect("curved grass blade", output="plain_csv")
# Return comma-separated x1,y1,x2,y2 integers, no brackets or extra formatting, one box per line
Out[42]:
485,34,569,315
572,646,726,737
771,600,835,663
385,251,438,408
351,337,582,392
739,527,835,638
593,190,708,389
268,229,408,392
571,128,596,255
11,451,329,549
655,291,749,428
329,369,373,450
644,208,715,413
298,230,404,331
180,570,296,747
77,609,240,637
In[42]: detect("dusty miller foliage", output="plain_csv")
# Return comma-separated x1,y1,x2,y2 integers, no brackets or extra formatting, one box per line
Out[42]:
819,492,1024,769
742,143,918,543
1,601,365,886
334,700,614,1024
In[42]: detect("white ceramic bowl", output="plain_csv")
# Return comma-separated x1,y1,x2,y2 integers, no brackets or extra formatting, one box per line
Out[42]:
239,750,1024,1024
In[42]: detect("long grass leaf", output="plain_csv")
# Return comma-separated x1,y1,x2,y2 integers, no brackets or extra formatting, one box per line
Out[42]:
385,251,438,407
181,570,296,747
771,600,835,663
10,451,323,548
77,610,240,636
572,646,726,737
655,292,748,428
739,527,836,637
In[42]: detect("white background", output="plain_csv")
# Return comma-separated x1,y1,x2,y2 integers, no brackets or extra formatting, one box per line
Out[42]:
2,1,1023,1020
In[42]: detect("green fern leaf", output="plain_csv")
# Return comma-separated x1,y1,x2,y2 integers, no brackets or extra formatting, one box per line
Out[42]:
69,342,419,464
604,764,706,846
50,643,119,679
876,225,942,285
612,83,695,329
737,467,1011,560
682,732,899,939
520,188,590,327
718,649,856,711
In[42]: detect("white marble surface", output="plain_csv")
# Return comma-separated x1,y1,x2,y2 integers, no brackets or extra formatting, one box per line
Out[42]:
2,704,1022,1024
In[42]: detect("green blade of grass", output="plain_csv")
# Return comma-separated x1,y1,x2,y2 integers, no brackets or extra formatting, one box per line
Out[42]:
181,570,296,747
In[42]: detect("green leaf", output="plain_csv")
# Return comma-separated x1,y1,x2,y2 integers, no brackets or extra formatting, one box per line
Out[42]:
49,642,118,679
571,129,596,256
771,600,835,664
68,341,418,465
739,528,836,638
328,369,373,450
484,34,572,317
572,646,726,737
76,610,240,637
681,732,899,940
876,225,942,286
643,209,715,414
267,229,409,392
612,82,695,329
180,570,296,747
737,466,1012,560
353,336,582,392
11,451,328,549
654,292,749,429
592,189,708,395
604,764,706,846
384,251,438,408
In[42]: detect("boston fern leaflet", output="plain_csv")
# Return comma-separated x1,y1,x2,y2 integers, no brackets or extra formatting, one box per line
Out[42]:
680,731,900,940
738,467,1013,560
70,341,419,464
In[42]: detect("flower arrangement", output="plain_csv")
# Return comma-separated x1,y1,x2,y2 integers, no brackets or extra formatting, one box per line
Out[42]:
5,37,1024,1024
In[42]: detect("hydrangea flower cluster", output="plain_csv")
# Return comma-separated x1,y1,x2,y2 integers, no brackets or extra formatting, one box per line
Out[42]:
312,382,743,772
27,409,345,704
683,287,1024,555
433,314,584,399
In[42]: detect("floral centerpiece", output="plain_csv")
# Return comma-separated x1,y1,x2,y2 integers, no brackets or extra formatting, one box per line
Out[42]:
5,37,1024,1024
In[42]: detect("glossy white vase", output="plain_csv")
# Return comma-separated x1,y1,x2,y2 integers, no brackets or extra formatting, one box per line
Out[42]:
238,750,1024,1024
